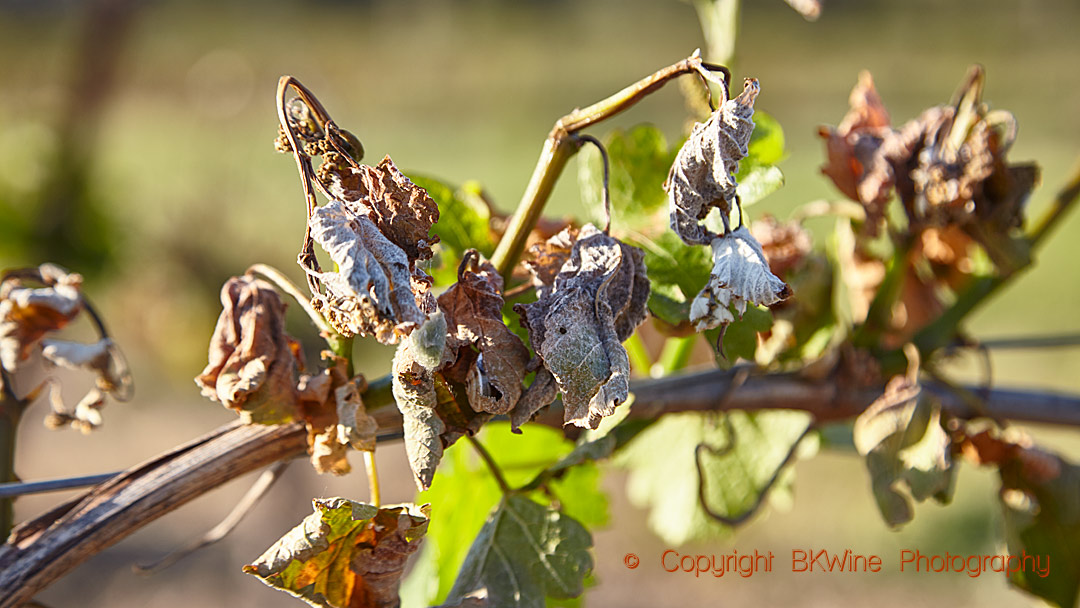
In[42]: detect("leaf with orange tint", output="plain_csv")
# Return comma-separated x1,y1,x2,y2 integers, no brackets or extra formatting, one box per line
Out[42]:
244,498,428,608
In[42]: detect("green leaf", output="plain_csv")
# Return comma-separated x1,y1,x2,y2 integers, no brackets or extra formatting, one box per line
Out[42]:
442,495,593,608
408,175,495,284
634,231,712,326
617,409,817,545
703,304,774,366
999,449,1080,607
746,110,786,166
735,162,784,207
852,379,955,527
407,423,608,606
244,498,429,608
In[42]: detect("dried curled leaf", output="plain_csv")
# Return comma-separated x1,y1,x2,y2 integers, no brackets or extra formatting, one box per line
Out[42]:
817,71,898,230
244,498,429,608
666,78,759,246
392,325,490,490
438,252,530,415
298,354,377,475
1,264,134,432
196,276,301,425
853,375,955,527
38,338,134,432
308,199,431,344
0,264,83,372
515,224,649,429
689,227,791,333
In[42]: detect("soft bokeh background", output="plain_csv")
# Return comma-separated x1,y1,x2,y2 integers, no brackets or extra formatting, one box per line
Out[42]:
2,0,1079,606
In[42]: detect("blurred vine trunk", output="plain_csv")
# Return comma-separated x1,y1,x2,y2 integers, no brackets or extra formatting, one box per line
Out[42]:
29,0,140,276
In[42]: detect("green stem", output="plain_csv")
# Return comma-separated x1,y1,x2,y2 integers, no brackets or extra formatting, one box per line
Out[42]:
0,392,22,540
657,335,698,375
625,332,653,376
247,263,332,336
693,0,741,67
852,236,913,348
490,51,722,280
878,161,1080,375
467,435,511,495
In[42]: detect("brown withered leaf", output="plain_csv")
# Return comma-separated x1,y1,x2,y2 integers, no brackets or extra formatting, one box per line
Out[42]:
392,329,490,490
666,78,760,246
749,214,812,279
0,264,83,372
438,251,530,415
38,337,134,432
196,276,301,425
817,71,898,229
689,227,791,333
307,199,432,344
298,354,376,476
514,224,649,429
521,227,578,299
323,156,440,267
244,498,429,608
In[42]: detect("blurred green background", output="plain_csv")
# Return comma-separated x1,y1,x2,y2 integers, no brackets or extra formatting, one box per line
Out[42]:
1,0,1078,606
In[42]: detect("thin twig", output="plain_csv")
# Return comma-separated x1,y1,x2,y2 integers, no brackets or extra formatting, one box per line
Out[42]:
247,263,332,335
490,50,730,279
0,473,119,499
133,460,289,575
466,435,511,494
696,425,815,527
573,134,612,233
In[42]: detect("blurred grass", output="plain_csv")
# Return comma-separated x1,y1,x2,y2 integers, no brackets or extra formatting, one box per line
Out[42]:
0,0,1078,606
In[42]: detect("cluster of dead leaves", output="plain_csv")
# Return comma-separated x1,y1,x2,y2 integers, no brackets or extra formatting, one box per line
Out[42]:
819,67,1038,258
819,67,1038,344
392,251,530,490
663,78,792,334
305,156,440,345
0,264,133,432
197,274,376,475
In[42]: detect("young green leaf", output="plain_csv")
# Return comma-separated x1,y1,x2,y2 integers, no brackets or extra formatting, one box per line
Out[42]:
405,423,608,607
440,495,593,608
244,498,429,608
617,409,817,545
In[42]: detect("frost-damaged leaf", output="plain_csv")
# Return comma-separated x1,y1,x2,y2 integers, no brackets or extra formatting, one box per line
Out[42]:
325,156,440,268
0,263,82,372
689,227,791,333
38,337,134,431
617,410,817,545
666,78,759,246
438,252,530,415
514,224,649,429
196,276,301,425
308,199,432,344
853,375,955,527
392,327,490,491
817,71,898,230
244,498,429,608
440,495,592,608
296,353,378,475
408,175,497,284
